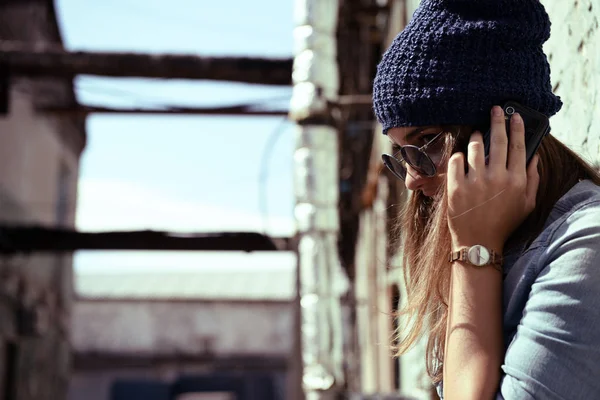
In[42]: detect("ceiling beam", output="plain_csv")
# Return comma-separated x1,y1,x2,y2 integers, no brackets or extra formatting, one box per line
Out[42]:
38,105,289,117
0,41,293,85
0,226,294,253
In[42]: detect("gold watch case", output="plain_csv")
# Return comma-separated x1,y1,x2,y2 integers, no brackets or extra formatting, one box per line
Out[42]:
449,245,503,272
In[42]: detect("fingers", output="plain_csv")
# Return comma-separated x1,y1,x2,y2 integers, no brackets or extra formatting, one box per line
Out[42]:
467,131,485,177
447,152,466,191
488,106,509,169
507,112,527,172
450,105,532,197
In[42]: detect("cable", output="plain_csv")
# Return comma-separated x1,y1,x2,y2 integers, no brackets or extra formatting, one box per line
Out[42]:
74,83,171,109
75,82,292,112
258,117,290,235
76,81,292,110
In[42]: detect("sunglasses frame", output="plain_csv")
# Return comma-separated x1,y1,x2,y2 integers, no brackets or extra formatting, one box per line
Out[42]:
382,130,446,181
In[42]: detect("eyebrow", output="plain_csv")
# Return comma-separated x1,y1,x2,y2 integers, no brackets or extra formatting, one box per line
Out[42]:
389,126,440,150
388,127,427,148
405,127,427,141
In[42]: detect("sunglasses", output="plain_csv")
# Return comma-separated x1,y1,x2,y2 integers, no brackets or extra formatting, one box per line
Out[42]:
381,130,446,181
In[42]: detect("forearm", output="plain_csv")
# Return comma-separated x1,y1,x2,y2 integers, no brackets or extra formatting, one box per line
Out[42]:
443,262,503,400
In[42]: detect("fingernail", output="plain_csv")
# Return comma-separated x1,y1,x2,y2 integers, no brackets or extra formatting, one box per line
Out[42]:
512,113,522,124
492,106,503,116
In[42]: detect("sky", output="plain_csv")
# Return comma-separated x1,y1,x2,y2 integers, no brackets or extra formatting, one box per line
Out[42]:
55,0,298,273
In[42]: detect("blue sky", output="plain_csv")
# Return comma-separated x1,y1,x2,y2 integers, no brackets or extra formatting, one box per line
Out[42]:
55,0,298,272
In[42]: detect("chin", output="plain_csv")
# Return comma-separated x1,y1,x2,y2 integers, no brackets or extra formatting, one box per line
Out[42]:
420,188,435,197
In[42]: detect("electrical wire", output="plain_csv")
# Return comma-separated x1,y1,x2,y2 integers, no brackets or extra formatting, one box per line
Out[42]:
74,82,292,112
258,117,290,235
75,82,164,102
74,83,172,109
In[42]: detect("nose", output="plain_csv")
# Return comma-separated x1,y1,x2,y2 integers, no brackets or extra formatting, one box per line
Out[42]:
404,164,427,191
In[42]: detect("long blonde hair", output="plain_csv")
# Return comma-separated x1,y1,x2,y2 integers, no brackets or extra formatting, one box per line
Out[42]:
393,127,600,383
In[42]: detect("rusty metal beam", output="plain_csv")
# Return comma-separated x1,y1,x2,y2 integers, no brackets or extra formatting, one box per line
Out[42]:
0,41,293,85
37,104,289,117
0,226,294,253
36,95,373,117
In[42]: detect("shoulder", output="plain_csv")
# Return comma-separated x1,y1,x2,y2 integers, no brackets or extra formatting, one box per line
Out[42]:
528,180,600,291
507,180,600,276
549,180,600,225
543,181,600,262
503,180,600,289
524,180,600,262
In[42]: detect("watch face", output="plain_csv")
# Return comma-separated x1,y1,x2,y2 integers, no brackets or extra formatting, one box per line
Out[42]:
467,245,490,266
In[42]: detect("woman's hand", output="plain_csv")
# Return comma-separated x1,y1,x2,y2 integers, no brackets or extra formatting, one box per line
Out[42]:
447,105,540,252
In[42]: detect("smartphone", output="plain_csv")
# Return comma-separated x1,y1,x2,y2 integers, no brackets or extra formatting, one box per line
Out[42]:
482,101,550,166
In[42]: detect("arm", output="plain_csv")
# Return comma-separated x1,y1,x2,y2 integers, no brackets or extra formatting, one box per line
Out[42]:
444,258,503,399
444,106,538,399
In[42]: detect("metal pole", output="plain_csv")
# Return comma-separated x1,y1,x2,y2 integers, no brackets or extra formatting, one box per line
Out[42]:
291,0,349,399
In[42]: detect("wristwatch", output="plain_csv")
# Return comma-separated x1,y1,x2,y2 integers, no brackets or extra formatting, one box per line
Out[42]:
449,245,503,272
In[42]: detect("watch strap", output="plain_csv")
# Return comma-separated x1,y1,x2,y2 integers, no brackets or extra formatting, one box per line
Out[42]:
449,247,503,272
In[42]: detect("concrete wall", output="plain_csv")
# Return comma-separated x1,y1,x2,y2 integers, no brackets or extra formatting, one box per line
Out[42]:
0,85,83,399
0,87,81,226
69,300,292,400
0,85,81,308
72,301,294,357
542,0,600,164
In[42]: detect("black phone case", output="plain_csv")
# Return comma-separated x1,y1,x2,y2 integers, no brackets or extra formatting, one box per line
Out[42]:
482,101,550,166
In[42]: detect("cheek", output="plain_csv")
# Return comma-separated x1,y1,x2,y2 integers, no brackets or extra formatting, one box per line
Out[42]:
431,162,448,188
435,160,448,175
434,173,445,188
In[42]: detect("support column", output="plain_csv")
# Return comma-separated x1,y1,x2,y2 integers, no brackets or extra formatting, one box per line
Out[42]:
290,0,349,398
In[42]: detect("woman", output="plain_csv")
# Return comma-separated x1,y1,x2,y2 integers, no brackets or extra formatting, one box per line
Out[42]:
372,0,600,399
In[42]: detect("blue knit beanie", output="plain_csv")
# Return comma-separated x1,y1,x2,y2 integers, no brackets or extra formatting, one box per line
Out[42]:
373,0,563,133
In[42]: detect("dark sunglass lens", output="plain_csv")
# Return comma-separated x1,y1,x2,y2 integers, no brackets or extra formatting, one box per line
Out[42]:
382,154,407,180
401,146,435,176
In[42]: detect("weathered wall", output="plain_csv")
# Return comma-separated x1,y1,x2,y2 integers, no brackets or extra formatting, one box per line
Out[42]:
0,87,82,400
72,301,294,357
0,1,86,398
69,300,293,400
0,89,80,226
542,0,600,164
0,39,83,400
